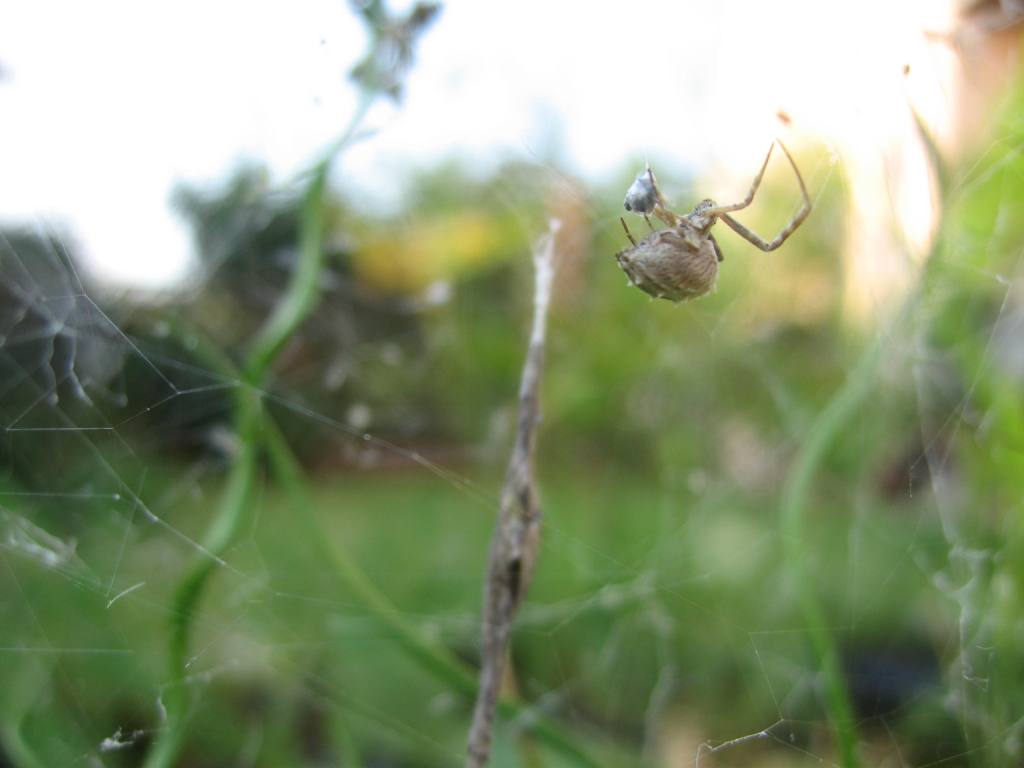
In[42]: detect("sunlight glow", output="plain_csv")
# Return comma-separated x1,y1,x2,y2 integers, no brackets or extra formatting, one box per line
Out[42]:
1,0,960,305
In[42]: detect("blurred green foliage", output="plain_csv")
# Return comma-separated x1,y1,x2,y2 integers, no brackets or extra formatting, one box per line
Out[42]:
2,59,1024,768
919,78,1024,767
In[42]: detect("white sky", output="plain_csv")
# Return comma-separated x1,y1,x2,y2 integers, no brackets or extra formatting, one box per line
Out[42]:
0,0,954,291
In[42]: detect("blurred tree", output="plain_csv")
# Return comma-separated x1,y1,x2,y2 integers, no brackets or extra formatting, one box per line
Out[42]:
163,159,546,464
0,229,128,489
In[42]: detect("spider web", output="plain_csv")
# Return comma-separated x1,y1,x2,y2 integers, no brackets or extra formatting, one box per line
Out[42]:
1,53,1023,768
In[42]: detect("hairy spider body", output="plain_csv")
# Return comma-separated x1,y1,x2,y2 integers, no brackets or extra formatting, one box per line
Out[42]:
616,212,720,301
616,141,811,302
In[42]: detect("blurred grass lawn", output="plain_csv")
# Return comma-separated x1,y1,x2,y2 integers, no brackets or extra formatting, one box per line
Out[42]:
3,461,956,767
5,64,1024,768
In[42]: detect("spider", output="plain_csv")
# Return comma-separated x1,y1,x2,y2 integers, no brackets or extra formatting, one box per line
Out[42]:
616,140,811,302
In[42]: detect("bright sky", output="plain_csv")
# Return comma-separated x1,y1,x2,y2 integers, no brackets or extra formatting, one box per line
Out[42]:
0,0,954,291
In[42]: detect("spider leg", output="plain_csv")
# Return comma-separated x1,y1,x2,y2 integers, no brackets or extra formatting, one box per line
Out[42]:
701,142,775,217
644,214,655,231
652,203,681,228
719,141,811,252
620,217,638,246
709,232,724,263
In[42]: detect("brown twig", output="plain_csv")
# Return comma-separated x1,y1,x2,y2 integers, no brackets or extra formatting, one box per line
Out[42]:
466,219,561,767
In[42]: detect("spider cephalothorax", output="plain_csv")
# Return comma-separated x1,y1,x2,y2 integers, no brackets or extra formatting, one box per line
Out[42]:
616,141,811,302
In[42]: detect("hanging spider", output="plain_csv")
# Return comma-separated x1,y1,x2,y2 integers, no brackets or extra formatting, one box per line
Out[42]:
616,140,811,302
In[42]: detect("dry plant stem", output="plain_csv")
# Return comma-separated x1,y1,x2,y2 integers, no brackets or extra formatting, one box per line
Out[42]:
169,328,606,766
466,220,560,768
263,400,606,768
165,285,606,764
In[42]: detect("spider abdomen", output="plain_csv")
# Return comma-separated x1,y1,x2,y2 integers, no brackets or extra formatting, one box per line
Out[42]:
616,225,718,302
